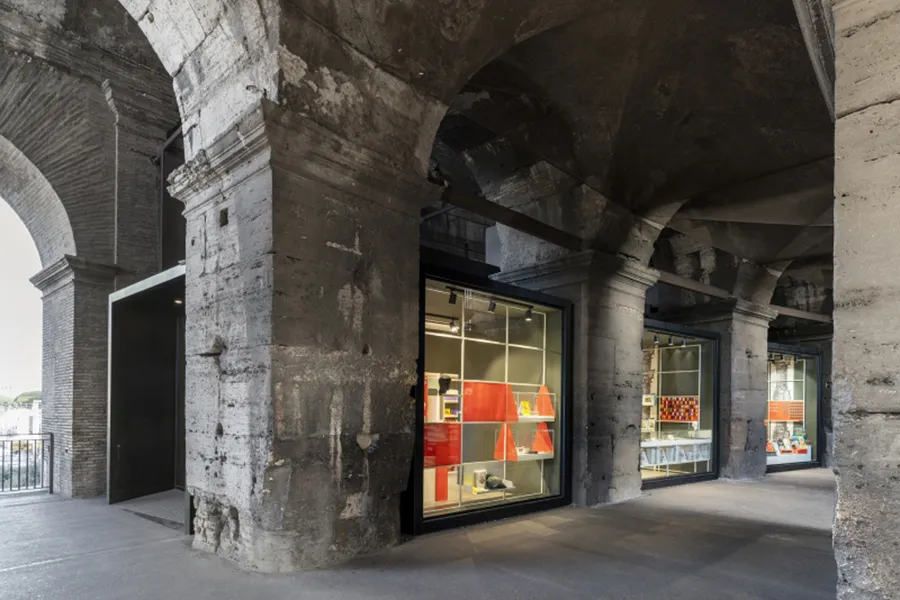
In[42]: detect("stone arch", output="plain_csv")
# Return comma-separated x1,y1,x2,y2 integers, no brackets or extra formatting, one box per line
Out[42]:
0,135,75,267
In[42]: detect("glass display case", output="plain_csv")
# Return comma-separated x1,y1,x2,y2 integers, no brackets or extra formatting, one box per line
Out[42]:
640,326,717,482
766,349,820,467
421,278,565,519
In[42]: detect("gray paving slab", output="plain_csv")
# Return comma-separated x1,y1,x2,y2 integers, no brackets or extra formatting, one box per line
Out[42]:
0,469,836,600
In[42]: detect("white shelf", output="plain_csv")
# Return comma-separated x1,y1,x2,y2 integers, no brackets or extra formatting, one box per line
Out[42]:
641,439,711,448
517,415,555,423
515,452,554,462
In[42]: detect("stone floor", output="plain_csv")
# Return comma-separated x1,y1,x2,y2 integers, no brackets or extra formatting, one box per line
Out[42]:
116,488,186,530
0,469,836,600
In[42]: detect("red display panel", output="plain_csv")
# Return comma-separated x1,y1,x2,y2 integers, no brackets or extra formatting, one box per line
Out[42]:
658,396,700,422
462,382,518,422
424,423,461,467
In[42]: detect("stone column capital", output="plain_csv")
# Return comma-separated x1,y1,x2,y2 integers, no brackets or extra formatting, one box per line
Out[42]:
493,249,659,294
493,249,594,288
169,101,441,217
673,298,778,329
30,255,120,296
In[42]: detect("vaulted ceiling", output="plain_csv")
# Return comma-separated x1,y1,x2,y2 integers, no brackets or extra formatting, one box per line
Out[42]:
429,0,834,309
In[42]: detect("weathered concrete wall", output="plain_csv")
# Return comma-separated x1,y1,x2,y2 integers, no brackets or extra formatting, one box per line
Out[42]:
171,101,437,571
495,250,658,506
832,0,900,597
685,301,776,480
420,211,491,262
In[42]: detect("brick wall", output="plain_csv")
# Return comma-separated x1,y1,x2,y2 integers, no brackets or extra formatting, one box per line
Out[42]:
40,276,75,497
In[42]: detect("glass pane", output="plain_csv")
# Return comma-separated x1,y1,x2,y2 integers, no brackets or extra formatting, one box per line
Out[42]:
424,335,461,378
508,347,543,385
422,279,564,519
659,372,700,396
460,462,509,509
508,305,544,347
640,331,714,481
465,297,506,343
660,346,700,371
464,340,506,382
462,423,502,462
767,353,817,466
424,282,463,335
423,466,460,514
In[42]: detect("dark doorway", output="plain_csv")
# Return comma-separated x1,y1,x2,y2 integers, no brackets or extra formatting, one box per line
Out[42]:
108,269,185,505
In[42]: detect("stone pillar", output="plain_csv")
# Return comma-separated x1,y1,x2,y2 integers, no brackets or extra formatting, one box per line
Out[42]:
833,1,900,596
169,102,436,572
103,80,177,287
31,256,118,497
684,300,776,480
495,250,658,505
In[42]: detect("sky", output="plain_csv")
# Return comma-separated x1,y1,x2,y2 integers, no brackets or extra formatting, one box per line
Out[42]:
0,200,42,398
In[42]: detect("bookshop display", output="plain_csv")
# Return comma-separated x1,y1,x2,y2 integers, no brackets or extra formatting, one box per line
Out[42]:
640,329,716,481
422,280,564,517
766,352,819,466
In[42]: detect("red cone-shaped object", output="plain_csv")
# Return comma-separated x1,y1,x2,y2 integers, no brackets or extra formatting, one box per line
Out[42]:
494,423,517,461
531,422,553,454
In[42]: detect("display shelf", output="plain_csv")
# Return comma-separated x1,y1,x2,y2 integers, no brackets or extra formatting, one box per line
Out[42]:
641,439,711,448
767,449,813,465
640,438,711,473
517,415,556,423
422,277,562,519
425,331,462,340
515,452,554,462
467,486,514,495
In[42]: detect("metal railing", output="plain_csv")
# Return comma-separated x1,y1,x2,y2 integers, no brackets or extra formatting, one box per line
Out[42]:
0,434,53,494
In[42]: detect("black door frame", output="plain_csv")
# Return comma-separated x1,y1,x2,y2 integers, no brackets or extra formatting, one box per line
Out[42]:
107,265,189,532
765,342,824,473
640,319,721,491
404,261,574,535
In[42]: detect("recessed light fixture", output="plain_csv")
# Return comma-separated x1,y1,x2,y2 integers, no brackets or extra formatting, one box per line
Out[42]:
525,307,533,322
449,319,460,334
488,299,497,314
174,299,183,305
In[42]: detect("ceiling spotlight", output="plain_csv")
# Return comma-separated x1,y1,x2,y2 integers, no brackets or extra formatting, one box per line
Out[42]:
448,289,457,305
769,353,775,361
653,333,660,346
681,337,687,347
488,299,497,314
525,307,533,322
668,336,674,346
174,299,183,305
449,319,460,334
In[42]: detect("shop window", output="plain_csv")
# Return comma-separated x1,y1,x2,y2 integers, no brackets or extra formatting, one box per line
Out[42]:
422,279,564,518
640,329,716,482
766,352,819,467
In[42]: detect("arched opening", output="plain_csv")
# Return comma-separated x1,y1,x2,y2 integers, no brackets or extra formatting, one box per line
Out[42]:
0,0,189,504
0,136,72,493
417,0,834,525
0,200,42,411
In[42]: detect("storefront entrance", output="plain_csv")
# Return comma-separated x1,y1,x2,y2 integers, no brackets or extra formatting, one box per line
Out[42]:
640,321,719,488
407,265,572,533
765,344,822,471
107,266,186,523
